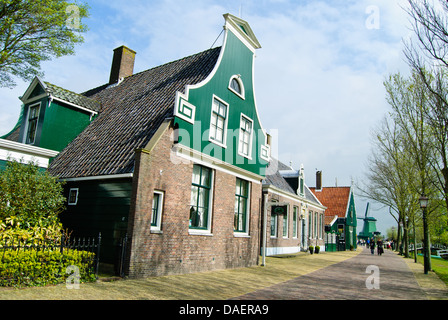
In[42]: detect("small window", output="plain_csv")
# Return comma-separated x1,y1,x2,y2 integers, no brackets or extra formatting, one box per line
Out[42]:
190,165,213,231
151,191,164,231
270,214,277,237
68,188,79,206
282,213,288,238
238,115,253,158
293,207,298,238
234,178,250,234
209,96,228,146
228,75,245,99
26,103,41,144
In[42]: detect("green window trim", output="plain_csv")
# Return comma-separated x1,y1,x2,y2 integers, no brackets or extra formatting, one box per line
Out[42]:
234,178,249,233
190,165,212,231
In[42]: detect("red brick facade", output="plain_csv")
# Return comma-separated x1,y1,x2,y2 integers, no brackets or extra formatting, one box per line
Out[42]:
126,121,262,277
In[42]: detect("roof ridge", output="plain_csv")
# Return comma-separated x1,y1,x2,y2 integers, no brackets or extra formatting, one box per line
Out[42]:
82,46,222,97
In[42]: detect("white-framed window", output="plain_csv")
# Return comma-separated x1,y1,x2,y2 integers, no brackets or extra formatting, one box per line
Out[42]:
151,191,164,232
238,114,253,159
25,102,41,144
189,164,214,233
282,211,288,238
234,178,250,235
270,213,277,238
209,95,229,147
228,75,245,99
68,188,79,206
293,206,298,239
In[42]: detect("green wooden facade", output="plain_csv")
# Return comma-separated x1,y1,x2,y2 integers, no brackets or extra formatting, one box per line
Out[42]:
326,192,357,251
61,178,132,264
174,14,269,177
16,78,97,152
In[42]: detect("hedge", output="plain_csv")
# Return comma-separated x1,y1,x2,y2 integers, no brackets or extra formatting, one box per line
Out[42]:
0,248,97,287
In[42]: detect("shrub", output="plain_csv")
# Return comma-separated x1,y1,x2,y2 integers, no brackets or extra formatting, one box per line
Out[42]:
0,248,97,287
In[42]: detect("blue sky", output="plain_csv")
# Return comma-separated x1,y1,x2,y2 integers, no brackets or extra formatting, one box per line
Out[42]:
0,0,413,235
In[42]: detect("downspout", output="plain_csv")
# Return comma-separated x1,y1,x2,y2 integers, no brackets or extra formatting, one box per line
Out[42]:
261,192,268,266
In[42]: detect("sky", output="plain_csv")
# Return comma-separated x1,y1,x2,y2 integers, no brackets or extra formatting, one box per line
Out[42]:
0,0,414,235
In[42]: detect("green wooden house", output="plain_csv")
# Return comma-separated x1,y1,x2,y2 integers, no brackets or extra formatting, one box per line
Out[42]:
1,77,99,170
310,184,357,251
5,13,271,277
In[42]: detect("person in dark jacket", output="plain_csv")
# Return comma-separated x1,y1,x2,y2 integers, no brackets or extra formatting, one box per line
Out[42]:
370,239,375,254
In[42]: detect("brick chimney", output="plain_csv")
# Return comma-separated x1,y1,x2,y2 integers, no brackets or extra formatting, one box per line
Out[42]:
109,46,136,84
316,170,322,191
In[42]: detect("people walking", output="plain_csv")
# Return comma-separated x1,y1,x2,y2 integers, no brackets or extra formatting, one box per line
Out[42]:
377,239,383,256
370,239,375,254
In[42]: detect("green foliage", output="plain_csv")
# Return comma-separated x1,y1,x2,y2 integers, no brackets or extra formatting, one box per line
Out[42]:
0,0,89,87
0,247,96,287
0,159,66,240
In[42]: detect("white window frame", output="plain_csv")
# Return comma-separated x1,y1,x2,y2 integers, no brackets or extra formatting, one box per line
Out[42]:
189,164,214,235
24,101,41,145
270,213,278,238
151,190,164,232
238,113,254,159
208,95,229,148
68,188,79,206
282,210,289,239
228,75,245,100
234,178,251,237
293,206,298,239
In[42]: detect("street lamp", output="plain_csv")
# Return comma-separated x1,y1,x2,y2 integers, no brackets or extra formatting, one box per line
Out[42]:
419,194,431,274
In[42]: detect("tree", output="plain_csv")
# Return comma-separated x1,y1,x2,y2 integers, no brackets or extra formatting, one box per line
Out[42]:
404,0,448,213
358,114,420,256
0,159,66,242
0,0,89,88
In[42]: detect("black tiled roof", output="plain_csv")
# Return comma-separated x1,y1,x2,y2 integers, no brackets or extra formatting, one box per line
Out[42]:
264,158,322,206
48,47,221,178
45,82,101,113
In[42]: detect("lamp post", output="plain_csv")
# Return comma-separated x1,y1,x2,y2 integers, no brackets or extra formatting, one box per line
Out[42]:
419,194,431,274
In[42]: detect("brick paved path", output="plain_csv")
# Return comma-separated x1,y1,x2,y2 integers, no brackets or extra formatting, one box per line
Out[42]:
233,247,428,300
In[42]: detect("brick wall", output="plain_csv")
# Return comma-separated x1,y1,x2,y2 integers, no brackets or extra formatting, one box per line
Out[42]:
126,121,262,277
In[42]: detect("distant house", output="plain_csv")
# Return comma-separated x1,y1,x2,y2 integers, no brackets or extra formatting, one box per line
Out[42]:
310,174,357,251
1,13,271,278
262,159,326,255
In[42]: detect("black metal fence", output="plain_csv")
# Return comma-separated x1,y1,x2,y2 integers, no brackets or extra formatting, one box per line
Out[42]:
0,233,101,286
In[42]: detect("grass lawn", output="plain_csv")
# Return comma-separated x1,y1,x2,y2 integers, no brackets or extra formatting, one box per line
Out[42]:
411,253,448,286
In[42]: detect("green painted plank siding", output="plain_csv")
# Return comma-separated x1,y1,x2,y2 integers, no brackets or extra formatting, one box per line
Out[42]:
61,178,132,264
39,99,94,151
175,31,268,176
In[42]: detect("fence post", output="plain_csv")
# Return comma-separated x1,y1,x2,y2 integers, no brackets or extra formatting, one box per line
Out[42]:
95,233,101,278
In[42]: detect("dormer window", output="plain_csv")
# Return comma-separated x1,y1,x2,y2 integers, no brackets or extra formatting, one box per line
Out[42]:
228,75,245,99
26,102,41,144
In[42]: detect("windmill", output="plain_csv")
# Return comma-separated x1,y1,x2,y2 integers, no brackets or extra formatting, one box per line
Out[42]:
357,203,379,240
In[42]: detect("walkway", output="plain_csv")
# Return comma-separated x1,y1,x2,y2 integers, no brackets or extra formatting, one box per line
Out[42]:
232,247,448,300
